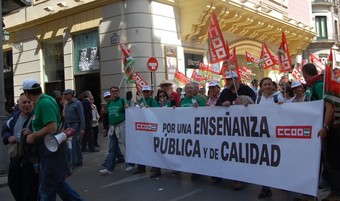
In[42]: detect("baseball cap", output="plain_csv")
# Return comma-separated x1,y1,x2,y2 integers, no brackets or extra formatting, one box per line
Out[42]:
22,79,41,90
142,85,152,91
62,89,74,95
159,80,173,87
103,91,110,98
208,80,220,88
291,81,302,89
225,71,238,79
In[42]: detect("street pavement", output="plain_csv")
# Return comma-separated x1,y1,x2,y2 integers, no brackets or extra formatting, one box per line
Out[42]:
0,136,330,201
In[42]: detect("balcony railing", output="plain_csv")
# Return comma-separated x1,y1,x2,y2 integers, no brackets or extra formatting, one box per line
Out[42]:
314,33,340,43
313,0,334,3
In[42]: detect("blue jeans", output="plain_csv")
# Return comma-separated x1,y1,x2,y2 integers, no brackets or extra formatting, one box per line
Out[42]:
39,143,82,201
39,180,83,201
103,135,119,171
67,123,83,165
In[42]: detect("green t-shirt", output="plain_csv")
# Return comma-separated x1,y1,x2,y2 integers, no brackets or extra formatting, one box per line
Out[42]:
196,94,208,106
32,94,61,132
107,97,126,125
139,97,159,107
159,101,171,107
306,80,324,101
180,96,205,107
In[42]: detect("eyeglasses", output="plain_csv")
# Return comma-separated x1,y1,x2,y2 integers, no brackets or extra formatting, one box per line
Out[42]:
111,90,119,93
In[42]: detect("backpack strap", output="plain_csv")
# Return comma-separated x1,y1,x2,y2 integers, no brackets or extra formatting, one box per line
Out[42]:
273,94,278,103
256,95,278,103
256,96,262,104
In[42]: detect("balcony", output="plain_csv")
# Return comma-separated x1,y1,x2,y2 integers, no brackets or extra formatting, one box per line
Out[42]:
313,33,340,43
312,0,335,5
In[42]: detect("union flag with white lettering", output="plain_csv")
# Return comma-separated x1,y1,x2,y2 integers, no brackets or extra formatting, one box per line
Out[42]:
259,42,277,70
278,32,292,72
208,11,228,64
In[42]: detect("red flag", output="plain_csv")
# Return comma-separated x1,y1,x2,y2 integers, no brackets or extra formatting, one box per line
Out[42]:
198,62,221,80
245,51,259,64
259,42,277,70
291,64,306,84
309,53,325,74
191,69,207,83
174,69,190,86
324,49,340,105
219,41,231,74
242,65,252,74
133,72,149,92
239,65,251,80
208,11,228,64
229,47,241,83
278,32,292,72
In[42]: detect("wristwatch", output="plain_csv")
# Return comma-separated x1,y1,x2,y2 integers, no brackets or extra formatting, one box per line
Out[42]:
323,125,330,132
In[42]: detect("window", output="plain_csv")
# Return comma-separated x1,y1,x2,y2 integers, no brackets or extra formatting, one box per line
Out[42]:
43,40,65,95
335,20,338,41
315,16,328,40
73,30,100,74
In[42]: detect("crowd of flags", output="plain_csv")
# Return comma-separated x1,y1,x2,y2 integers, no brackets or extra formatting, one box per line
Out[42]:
118,10,340,105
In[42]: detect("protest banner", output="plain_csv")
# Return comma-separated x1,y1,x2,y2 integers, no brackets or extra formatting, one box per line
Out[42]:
126,101,323,196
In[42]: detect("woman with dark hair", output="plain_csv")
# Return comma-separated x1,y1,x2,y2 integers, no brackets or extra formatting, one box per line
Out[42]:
257,77,284,199
155,90,171,107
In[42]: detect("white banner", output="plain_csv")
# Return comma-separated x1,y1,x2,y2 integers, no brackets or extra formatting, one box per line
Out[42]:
126,101,323,196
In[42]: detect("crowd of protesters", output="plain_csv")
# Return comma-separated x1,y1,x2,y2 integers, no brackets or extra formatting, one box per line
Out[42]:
106,63,338,201
1,63,339,201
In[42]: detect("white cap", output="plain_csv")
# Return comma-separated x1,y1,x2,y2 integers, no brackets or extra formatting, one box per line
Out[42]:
142,85,152,91
159,80,173,87
103,91,110,97
208,80,220,87
22,79,41,90
291,81,302,89
225,71,238,79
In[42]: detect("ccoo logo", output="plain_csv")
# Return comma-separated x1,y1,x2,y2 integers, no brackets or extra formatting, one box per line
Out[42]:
276,126,312,139
135,122,158,132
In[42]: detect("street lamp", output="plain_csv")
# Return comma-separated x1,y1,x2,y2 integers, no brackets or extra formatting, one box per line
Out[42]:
3,30,9,42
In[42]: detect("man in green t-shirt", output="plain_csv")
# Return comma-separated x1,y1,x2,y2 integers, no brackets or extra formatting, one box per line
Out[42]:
138,85,159,108
180,83,205,107
133,85,160,176
23,79,82,200
300,64,340,201
99,86,128,175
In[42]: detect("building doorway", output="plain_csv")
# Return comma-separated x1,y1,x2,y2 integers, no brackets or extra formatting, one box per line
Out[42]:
75,73,101,110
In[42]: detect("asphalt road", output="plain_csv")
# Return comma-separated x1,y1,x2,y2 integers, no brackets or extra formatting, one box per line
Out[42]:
0,136,330,201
